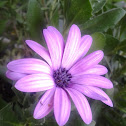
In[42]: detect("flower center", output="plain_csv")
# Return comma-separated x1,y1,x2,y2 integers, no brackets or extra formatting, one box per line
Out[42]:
53,68,72,88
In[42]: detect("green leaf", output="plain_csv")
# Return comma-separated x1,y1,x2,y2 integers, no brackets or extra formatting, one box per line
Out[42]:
114,1,126,8
26,0,43,41
50,9,59,27
102,109,126,126
120,25,126,41
11,87,25,104
0,20,7,35
0,1,7,8
120,15,126,41
104,34,119,55
117,39,126,52
114,54,126,65
120,63,126,75
90,0,106,14
16,13,24,24
90,32,106,53
0,103,21,126
115,88,126,112
13,103,26,122
81,8,126,34
0,97,7,110
64,0,92,25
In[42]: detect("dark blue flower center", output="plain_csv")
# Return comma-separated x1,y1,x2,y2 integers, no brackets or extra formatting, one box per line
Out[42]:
53,68,72,88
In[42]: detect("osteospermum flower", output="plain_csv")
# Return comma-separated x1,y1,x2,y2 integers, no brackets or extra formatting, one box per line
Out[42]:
6,24,113,125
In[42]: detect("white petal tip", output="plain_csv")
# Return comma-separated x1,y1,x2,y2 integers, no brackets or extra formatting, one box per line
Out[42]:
86,35,93,41
71,24,78,27
33,112,42,119
33,114,38,119
15,83,21,91
47,26,55,29
25,40,31,45
110,104,113,107
107,101,113,107
70,24,80,31
96,50,104,55
85,120,92,125
108,81,113,89
25,40,29,43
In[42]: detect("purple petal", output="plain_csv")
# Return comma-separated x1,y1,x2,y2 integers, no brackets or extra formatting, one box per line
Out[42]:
15,74,55,92
34,88,55,119
71,84,107,101
54,87,71,126
6,70,26,80
62,24,81,69
26,40,52,66
66,88,92,124
78,35,92,59
43,26,64,70
77,65,108,76
7,58,51,74
88,86,113,107
69,50,104,75
93,87,113,107
71,85,113,107
65,35,92,66
72,75,113,89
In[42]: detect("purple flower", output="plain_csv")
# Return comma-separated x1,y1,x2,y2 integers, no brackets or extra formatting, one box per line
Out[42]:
6,24,113,125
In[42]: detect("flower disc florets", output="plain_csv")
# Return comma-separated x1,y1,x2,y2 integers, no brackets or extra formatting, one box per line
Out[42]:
53,68,72,88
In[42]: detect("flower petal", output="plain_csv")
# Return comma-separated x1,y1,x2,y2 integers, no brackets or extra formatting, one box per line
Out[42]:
66,88,92,124
34,88,55,119
77,35,92,59
66,35,92,66
26,40,52,66
87,86,113,107
71,85,113,107
7,58,51,74
71,84,107,101
72,75,113,89
54,87,71,126
90,87,113,107
69,50,104,75
43,26,64,70
77,65,108,76
6,70,26,80
15,74,55,92
62,24,81,69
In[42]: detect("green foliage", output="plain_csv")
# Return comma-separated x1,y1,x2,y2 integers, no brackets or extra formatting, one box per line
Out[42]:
0,98,7,110
90,32,106,52
64,0,92,25
0,103,21,126
50,8,59,27
118,39,126,53
120,15,126,41
0,1,7,8
0,20,8,35
82,8,126,33
104,34,119,55
26,0,43,41
90,0,107,14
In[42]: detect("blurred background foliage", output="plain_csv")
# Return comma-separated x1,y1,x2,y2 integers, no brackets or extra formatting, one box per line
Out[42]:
0,0,126,126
